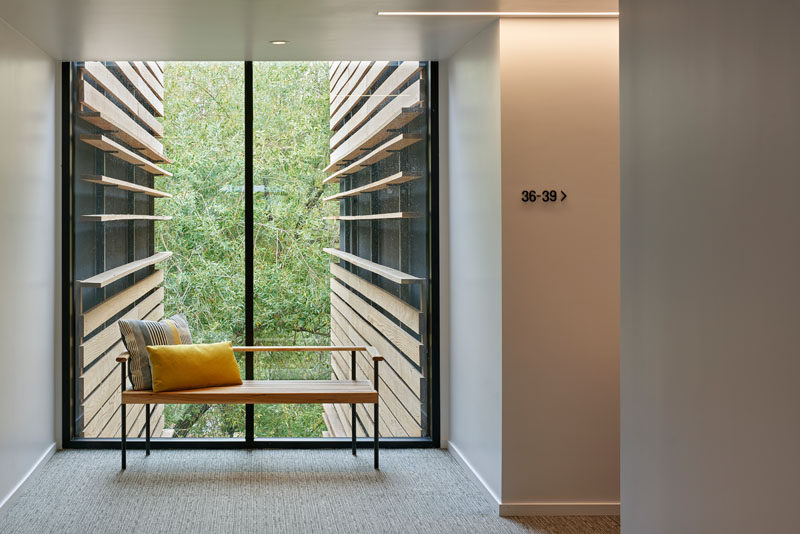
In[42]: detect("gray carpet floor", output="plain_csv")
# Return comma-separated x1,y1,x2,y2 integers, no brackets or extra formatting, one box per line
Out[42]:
0,449,619,534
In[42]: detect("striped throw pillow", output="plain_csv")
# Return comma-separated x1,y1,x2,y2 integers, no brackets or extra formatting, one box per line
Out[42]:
118,314,193,390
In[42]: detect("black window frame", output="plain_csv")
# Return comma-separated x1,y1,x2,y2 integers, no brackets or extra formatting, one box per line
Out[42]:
61,60,440,449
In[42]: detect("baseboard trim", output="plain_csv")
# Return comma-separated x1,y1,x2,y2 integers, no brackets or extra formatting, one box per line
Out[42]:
0,443,56,516
447,442,619,517
447,440,502,507
499,501,620,516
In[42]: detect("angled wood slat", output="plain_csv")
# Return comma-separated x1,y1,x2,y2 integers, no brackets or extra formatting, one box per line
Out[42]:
81,396,125,437
80,62,163,137
77,252,172,288
79,307,138,370
78,295,165,389
330,61,390,123
80,302,163,393
79,80,170,163
88,401,145,438
330,340,412,436
330,263,421,334
137,288,166,323
330,61,390,125
329,61,349,90
329,350,404,437
324,212,420,221
331,330,421,435
331,293,424,397
330,62,359,102
329,106,422,172
329,61,341,80
330,278,423,366
79,300,163,411
121,404,150,438
324,248,422,285
329,61,344,84
142,303,165,323
79,340,125,401
329,61,371,117
329,383,367,438
329,359,380,437
156,61,166,72
132,61,164,99
324,171,421,201
328,82,424,170
80,112,168,164
322,404,345,436
151,404,166,438
80,134,172,176
145,61,164,86
331,61,421,148
81,214,172,222
81,370,121,431
120,403,164,439
331,307,423,415
323,134,422,182
82,175,172,198
81,269,164,337
115,61,164,116
117,404,146,438
331,334,422,437
118,403,163,439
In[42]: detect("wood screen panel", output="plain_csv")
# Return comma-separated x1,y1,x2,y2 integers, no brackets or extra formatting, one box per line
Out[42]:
80,62,164,137
323,61,429,439
74,60,170,439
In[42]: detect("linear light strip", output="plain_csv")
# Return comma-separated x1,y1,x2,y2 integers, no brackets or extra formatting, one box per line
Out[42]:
377,11,619,17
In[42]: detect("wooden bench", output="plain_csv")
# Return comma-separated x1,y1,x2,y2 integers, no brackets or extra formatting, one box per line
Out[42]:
116,345,384,470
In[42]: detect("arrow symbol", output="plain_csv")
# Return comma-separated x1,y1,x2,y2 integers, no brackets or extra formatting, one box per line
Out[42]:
561,190,567,201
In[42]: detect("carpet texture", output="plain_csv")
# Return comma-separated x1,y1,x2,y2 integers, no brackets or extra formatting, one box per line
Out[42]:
0,449,619,533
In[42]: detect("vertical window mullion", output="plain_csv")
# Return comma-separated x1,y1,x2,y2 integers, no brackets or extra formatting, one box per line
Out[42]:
244,61,255,444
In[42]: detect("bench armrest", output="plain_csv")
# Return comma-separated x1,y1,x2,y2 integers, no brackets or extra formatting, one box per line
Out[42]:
232,345,365,352
231,345,384,361
365,346,384,362
116,352,130,363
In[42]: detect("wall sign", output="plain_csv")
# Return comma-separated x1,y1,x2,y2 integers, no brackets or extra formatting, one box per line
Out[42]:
521,189,567,203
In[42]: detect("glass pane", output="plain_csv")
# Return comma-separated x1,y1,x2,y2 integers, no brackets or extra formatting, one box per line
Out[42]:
252,62,336,437
253,61,431,439
156,62,246,438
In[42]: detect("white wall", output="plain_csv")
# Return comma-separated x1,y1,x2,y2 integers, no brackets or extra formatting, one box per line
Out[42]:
0,16,57,510
499,18,619,510
447,21,503,500
446,18,619,513
620,1,800,532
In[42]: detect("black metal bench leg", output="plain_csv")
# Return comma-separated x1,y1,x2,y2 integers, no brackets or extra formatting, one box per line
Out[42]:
121,404,126,470
351,404,357,455
351,350,357,456
120,360,127,470
374,402,379,470
145,404,151,456
373,357,379,470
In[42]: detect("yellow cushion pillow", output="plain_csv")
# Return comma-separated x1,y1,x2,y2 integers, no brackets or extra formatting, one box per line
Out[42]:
146,341,243,393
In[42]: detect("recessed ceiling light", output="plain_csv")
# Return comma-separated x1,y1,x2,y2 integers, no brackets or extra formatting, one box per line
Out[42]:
270,40,289,45
376,11,619,17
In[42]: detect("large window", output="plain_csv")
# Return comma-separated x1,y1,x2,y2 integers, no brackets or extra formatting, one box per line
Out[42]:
64,61,437,444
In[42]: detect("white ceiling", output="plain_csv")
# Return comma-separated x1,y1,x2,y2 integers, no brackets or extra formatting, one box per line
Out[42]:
0,0,617,61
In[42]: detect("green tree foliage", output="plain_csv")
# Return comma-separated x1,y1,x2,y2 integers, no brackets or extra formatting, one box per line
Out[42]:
155,62,338,437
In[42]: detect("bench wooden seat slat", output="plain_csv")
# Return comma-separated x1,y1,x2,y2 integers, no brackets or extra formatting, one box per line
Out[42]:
122,379,378,405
